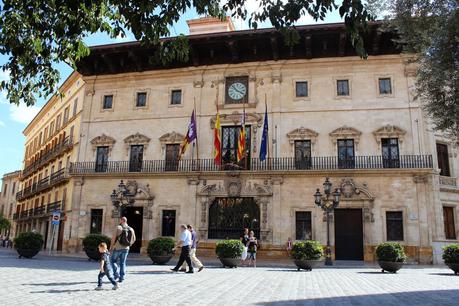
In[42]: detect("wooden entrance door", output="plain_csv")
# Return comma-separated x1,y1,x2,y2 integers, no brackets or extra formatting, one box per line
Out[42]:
122,207,143,253
334,209,363,260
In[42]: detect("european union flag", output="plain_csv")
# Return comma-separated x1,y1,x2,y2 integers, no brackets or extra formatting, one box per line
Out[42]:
259,102,268,161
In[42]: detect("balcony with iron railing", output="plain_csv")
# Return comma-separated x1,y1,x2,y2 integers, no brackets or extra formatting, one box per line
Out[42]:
13,201,63,222
70,155,433,175
22,136,73,179
16,168,69,201
439,176,458,189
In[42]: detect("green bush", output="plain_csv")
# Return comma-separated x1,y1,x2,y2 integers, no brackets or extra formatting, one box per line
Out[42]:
147,237,175,256
14,232,44,250
215,240,244,258
375,242,407,262
291,240,324,260
442,244,459,264
82,234,111,252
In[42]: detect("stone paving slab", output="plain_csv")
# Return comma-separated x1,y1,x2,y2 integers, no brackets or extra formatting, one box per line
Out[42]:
0,249,458,306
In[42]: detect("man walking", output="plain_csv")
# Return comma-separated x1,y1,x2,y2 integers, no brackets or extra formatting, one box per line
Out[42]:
110,216,136,283
171,224,194,273
180,224,204,272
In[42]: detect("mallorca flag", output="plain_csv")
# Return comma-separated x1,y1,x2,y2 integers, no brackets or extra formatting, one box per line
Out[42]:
237,109,246,162
213,111,222,165
178,110,197,160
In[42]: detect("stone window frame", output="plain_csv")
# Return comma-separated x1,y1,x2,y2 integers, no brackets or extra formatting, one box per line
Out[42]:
169,88,184,107
86,205,106,235
329,126,362,153
90,134,116,156
381,207,408,243
333,76,352,99
290,207,316,241
372,125,406,154
375,74,395,98
133,88,151,110
286,127,319,155
159,131,185,156
100,91,117,112
156,204,181,237
292,78,311,102
124,133,151,156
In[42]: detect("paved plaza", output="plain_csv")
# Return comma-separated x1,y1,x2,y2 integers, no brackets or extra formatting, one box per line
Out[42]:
0,249,458,306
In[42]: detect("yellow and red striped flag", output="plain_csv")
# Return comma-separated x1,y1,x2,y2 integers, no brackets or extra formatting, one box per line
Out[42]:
237,109,246,162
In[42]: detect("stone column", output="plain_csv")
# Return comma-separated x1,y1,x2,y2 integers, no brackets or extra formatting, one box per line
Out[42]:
270,177,283,245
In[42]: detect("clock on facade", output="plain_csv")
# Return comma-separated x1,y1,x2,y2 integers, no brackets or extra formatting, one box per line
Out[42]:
225,76,249,104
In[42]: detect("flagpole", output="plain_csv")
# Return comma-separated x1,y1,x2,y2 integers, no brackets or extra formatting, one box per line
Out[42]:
194,97,200,171
243,98,247,171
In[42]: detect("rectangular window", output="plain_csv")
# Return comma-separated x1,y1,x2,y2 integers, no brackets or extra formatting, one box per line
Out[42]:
437,143,450,176
56,114,62,130
103,95,113,109
162,210,176,236
295,81,308,97
90,209,103,234
3,184,7,196
44,127,48,141
129,145,144,172
222,125,251,170
95,146,109,172
295,211,312,240
337,139,355,169
63,107,70,124
72,98,78,117
170,90,182,105
294,140,312,169
386,211,404,241
381,138,400,168
443,207,456,240
136,92,147,107
336,79,349,96
379,78,392,95
69,126,74,141
49,121,55,138
165,144,180,171
12,182,16,195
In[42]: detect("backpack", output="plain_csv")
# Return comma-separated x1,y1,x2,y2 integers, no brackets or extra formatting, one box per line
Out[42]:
117,226,134,247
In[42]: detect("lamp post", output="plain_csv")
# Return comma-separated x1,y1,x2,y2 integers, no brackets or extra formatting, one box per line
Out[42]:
110,180,135,217
314,177,341,266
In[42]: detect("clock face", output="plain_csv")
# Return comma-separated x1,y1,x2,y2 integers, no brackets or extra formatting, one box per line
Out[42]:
228,82,247,100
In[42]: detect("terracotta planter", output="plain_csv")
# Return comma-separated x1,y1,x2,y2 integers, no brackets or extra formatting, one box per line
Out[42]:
17,248,40,259
219,258,240,268
294,259,322,271
446,263,459,275
150,255,173,265
378,261,404,273
84,248,102,261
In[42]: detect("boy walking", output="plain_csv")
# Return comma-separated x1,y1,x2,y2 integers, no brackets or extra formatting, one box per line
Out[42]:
95,242,119,290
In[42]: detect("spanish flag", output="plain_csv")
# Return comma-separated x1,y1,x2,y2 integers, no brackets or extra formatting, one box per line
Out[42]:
213,111,222,165
237,109,246,162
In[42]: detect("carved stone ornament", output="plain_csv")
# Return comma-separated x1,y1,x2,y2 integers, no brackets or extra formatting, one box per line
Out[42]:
287,127,319,145
339,178,375,222
90,134,116,153
111,180,155,219
372,125,406,145
329,126,362,149
124,133,151,152
159,132,184,145
210,111,263,129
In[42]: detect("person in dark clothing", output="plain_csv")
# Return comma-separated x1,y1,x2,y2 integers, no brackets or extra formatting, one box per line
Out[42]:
95,242,119,290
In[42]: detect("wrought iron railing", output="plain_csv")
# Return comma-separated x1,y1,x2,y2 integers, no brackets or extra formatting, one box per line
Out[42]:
22,136,73,178
70,155,433,174
14,201,63,222
439,176,457,187
16,169,69,201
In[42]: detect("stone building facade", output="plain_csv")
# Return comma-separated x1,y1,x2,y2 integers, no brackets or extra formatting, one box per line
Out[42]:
14,72,84,251
15,18,459,263
0,170,21,237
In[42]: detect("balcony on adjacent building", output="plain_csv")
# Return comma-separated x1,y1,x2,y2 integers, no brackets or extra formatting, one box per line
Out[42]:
22,136,73,179
70,155,433,175
439,176,458,189
14,201,63,222
16,168,69,201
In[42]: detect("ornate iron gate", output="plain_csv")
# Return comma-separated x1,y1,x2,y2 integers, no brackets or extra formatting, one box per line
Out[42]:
208,197,260,239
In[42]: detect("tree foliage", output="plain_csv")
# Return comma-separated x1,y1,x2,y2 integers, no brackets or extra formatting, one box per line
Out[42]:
369,0,459,141
0,1,374,107
0,215,11,232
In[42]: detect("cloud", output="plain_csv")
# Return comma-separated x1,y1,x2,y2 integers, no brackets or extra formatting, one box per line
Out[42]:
9,103,40,124
0,68,10,104
0,120,5,127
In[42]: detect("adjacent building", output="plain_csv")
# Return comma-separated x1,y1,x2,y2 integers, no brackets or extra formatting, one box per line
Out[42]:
0,170,21,237
14,72,84,251
13,17,459,263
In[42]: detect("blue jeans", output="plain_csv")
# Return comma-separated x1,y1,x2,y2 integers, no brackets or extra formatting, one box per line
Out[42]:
111,249,129,281
98,270,116,287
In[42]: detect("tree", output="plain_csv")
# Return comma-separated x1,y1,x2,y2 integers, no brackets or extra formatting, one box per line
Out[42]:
0,1,374,107
0,215,11,233
368,0,459,141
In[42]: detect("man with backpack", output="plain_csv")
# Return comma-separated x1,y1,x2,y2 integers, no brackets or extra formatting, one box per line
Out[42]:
110,216,136,283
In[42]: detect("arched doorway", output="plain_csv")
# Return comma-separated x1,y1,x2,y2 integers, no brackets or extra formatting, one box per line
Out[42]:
208,197,260,239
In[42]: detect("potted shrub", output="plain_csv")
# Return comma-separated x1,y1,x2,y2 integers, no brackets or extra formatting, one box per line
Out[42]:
82,234,111,261
291,240,324,271
442,244,459,275
375,242,406,273
14,232,44,259
215,240,244,268
147,237,175,265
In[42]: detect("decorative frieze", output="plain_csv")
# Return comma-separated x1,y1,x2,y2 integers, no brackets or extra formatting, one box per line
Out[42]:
90,134,116,154
329,126,362,150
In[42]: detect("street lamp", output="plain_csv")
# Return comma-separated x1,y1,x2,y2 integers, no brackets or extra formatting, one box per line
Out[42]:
110,180,135,216
314,177,341,266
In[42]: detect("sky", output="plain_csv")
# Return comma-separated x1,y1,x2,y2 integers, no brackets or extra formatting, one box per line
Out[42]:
0,3,343,178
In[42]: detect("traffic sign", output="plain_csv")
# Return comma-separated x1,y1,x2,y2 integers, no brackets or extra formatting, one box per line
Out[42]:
51,211,61,225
